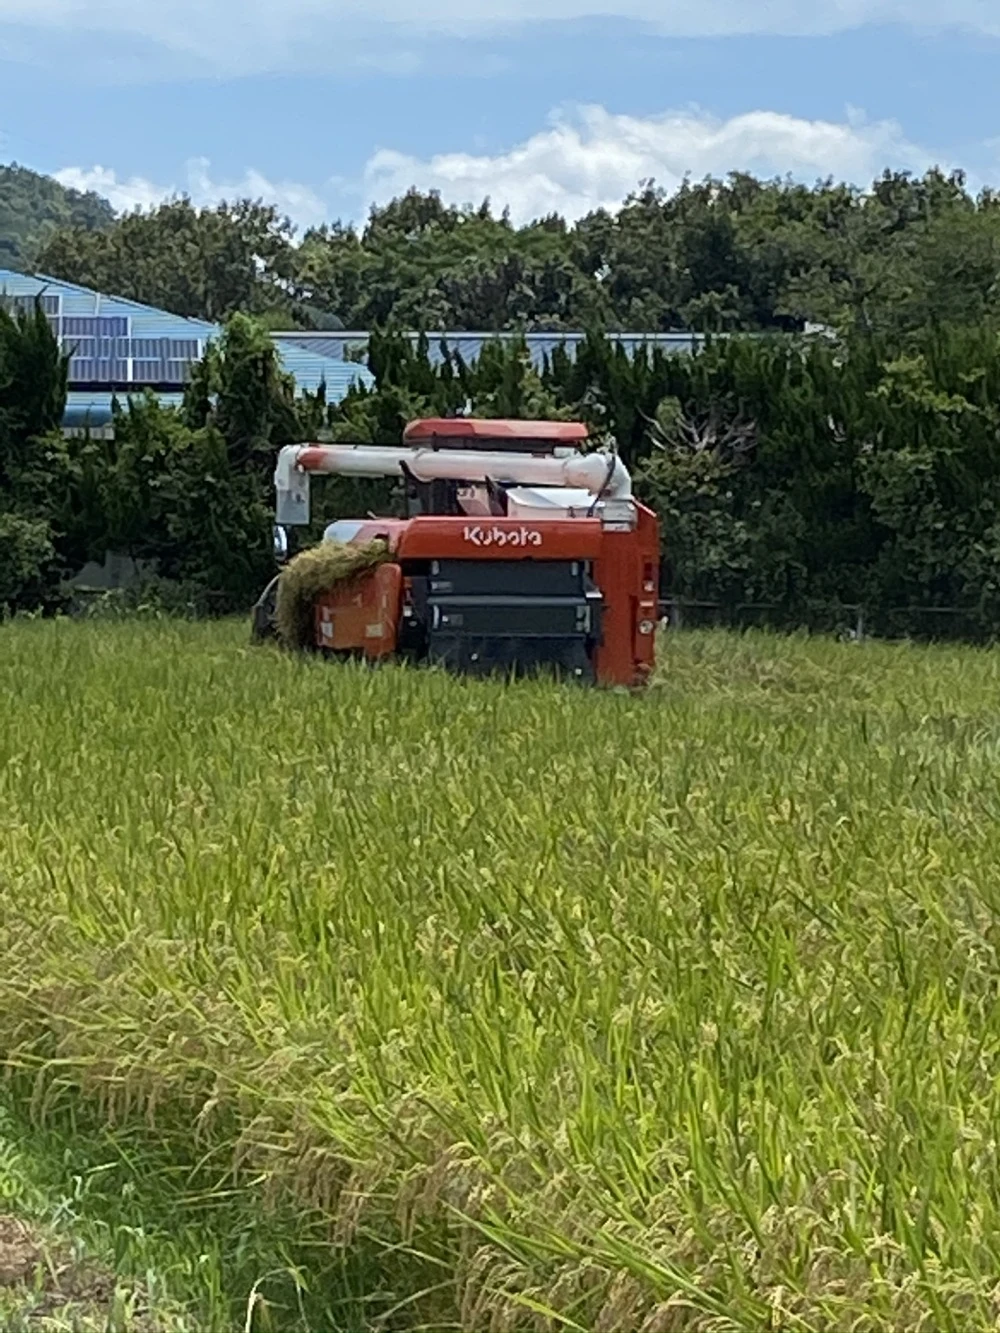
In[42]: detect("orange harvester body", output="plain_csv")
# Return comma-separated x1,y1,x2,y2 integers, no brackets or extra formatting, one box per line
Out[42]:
263,418,661,687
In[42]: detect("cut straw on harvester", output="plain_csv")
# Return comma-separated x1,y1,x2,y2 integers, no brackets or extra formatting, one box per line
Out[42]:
274,539,391,650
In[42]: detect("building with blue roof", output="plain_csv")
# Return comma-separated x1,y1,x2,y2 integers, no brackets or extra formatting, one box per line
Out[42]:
0,270,375,433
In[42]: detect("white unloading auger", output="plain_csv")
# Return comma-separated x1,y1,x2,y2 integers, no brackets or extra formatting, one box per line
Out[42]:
274,443,633,527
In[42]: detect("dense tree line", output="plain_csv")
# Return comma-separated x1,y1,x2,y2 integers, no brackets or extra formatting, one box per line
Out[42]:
331,324,1000,637
16,167,1000,339
4,294,1000,639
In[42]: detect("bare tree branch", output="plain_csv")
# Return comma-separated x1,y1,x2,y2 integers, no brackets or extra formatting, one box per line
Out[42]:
643,403,757,464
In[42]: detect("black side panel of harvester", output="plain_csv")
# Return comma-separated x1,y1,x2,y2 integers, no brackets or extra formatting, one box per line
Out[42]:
406,559,603,681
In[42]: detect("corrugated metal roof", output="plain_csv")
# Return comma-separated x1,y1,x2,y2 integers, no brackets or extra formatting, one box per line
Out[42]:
273,328,708,372
276,334,369,361
0,269,216,335
275,341,373,399
64,390,186,428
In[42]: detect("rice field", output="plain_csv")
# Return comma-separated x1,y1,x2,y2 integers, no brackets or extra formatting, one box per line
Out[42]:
4,618,1000,1331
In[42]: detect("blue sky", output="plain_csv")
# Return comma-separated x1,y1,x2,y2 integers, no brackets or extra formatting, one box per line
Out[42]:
0,2,997,229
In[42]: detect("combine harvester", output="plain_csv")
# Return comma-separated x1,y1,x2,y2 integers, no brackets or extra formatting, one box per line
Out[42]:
252,418,660,687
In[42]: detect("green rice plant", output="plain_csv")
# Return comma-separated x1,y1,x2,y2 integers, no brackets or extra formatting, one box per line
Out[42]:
4,620,1000,1328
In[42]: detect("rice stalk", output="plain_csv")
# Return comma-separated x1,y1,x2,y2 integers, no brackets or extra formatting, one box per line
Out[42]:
3,621,1000,1328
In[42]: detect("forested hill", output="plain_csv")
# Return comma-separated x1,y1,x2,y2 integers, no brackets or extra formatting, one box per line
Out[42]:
0,162,115,270
9,162,1000,336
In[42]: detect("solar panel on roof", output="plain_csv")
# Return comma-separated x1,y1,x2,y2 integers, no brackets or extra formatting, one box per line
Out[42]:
166,338,200,360
68,358,127,383
93,359,127,383
8,293,60,316
130,337,164,359
62,315,130,338
83,337,131,359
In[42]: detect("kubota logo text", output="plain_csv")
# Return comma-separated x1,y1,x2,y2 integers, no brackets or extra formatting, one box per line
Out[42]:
463,525,543,548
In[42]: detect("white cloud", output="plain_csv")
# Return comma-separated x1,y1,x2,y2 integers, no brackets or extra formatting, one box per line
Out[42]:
53,103,971,235
53,158,328,229
0,0,997,77
361,103,949,225
54,165,172,215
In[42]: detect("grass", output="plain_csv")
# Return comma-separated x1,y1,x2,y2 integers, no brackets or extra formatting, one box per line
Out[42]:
0,1098,194,1331
3,619,1000,1329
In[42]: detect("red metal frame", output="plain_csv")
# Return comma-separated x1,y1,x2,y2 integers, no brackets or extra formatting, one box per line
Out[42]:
395,516,604,561
314,563,402,658
311,511,660,687
402,418,589,446
592,502,660,687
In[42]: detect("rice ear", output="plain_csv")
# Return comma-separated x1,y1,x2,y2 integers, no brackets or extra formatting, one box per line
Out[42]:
274,539,391,650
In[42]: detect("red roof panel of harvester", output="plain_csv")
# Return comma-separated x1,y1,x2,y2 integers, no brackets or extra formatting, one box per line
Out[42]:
403,418,589,444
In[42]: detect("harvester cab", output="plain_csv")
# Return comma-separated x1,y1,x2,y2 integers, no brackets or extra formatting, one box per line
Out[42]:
252,418,660,687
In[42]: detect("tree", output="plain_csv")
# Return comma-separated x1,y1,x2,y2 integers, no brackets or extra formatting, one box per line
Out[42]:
36,197,299,324
633,396,755,604
0,299,72,611
184,313,303,473
0,512,57,614
22,161,1000,342
0,299,70,496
